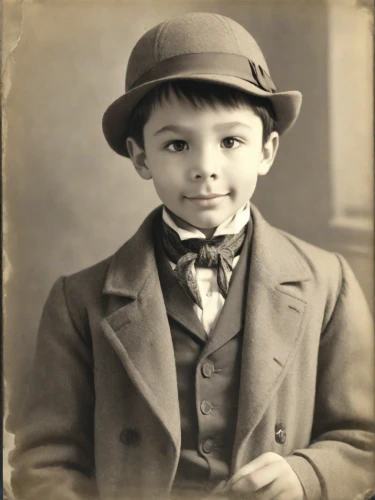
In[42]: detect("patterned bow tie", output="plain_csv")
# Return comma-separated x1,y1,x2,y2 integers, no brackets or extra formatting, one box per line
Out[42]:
161,220,247,309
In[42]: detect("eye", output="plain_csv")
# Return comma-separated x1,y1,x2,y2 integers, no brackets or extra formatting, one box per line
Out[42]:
221,137,241,149
165,140,188,152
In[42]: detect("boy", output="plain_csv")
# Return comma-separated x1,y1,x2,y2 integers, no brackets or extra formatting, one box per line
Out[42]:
10,12,374,500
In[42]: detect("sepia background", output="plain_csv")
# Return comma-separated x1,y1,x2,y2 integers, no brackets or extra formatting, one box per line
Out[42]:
3,0,373,486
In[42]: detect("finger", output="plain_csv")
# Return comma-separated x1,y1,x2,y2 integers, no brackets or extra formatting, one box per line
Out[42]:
265,491,290,500
247,471,301,500
249,478,288,500
230,453,283,487
231,461,284,495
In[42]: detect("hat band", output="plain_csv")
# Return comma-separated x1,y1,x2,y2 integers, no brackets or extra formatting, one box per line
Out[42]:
128,52,277,93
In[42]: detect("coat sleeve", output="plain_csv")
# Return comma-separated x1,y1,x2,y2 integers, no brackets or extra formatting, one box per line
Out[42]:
285,254,375,500
10,277,99,500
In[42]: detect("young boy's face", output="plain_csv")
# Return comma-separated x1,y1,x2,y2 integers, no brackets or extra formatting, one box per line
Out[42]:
127,90,279,234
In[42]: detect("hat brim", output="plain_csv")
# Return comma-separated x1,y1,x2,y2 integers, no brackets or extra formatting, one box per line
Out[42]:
102,74,302,157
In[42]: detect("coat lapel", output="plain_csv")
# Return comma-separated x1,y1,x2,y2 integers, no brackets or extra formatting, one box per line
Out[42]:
232,204,312,471
101,207,181,452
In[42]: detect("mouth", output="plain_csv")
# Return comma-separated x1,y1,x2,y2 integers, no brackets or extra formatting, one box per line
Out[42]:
184,193,229,208
185,193,229,200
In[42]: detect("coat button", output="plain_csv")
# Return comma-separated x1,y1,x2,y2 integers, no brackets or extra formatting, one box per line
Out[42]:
275,424,286,444
201,360,214,378
202,439,213,454
200,400,213,415
120,428,141,446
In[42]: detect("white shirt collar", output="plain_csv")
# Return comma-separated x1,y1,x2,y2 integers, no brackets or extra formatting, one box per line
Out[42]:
162,201,250,241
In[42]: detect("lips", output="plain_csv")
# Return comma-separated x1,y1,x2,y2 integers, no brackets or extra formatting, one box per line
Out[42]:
185,193,228,200
185,193,229,208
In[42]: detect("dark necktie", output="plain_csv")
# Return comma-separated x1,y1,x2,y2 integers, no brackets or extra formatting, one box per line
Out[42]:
161,219,247,309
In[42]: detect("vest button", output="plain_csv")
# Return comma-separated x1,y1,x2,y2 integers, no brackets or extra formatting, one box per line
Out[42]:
275,424,286,444
200,400,213,415
120,428,141,446
202,439,213,454
201,360,214,378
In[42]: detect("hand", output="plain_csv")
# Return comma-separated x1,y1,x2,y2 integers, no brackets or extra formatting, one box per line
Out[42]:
228,452,304,500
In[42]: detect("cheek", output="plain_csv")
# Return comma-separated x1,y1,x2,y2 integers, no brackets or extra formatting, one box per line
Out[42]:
227,166,258,189
158,163,185,186
152,172,182,203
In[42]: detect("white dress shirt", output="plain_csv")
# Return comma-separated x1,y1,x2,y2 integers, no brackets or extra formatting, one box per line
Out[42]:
162,202,250,334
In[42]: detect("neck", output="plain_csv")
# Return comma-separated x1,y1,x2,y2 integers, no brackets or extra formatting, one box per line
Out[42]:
165,208,218,239
195,227,217,239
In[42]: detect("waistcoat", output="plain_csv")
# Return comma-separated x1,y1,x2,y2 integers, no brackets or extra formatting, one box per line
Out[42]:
153,214,253,497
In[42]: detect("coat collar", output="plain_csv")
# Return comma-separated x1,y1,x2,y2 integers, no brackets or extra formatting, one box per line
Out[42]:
103,203,311,298
103,208,161,298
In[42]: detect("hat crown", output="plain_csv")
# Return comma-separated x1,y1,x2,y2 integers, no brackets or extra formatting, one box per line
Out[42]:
126,12,270,91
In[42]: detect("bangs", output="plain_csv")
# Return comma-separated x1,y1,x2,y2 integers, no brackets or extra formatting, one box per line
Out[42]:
126,79,277,149
149,80,266,112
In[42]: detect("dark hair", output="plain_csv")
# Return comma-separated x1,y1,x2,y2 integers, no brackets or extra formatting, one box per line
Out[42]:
126,79,277,150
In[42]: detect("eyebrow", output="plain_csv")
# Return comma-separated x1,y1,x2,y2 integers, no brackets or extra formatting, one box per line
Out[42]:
214,121,253,131
153,121,253,136
153,125,189,136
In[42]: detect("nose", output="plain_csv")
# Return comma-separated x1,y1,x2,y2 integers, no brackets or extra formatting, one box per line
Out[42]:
189,145,220,181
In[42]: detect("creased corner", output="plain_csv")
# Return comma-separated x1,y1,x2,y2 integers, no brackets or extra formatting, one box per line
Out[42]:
2,0,25,297
2,0,25,158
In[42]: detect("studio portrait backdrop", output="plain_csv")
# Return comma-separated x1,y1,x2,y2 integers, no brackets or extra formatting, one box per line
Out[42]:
3,0,373,483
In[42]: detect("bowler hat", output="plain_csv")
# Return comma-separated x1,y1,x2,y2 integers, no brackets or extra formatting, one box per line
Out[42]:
102,12,302,157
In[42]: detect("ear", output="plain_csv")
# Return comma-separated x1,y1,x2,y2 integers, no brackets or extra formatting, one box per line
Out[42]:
258,131,280,176
126,137,152,180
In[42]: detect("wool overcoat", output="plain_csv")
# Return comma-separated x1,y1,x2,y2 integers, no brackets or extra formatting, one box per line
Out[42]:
10,204,375,500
